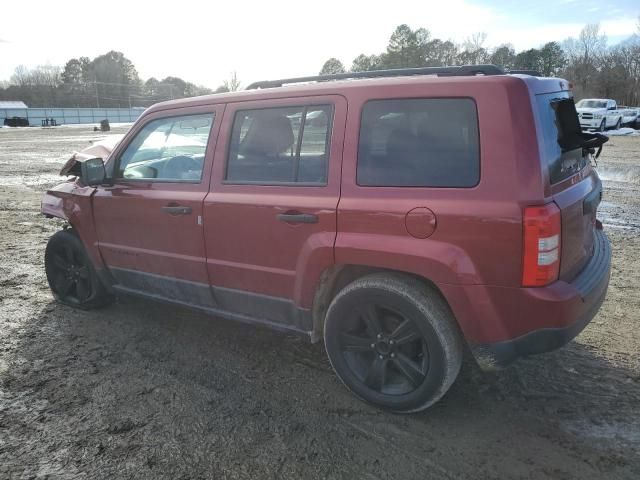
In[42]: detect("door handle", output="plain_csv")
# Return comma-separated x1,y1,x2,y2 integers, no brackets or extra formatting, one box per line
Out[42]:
161,205,192,215
277,212,319,224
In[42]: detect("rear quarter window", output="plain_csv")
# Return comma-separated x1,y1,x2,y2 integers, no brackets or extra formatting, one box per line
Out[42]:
357,98,480,187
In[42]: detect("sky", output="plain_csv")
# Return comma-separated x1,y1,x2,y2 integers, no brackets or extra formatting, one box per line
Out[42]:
1,0,638,89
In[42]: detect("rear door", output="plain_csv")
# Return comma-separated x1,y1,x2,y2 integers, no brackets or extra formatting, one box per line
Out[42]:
535,92,600,281
203,95,346,329
93,105,222,304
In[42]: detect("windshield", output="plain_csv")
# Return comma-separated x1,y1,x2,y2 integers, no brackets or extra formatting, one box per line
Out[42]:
576,100,607,109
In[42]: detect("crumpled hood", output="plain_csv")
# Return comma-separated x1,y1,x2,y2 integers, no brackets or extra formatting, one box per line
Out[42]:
60,134,124,176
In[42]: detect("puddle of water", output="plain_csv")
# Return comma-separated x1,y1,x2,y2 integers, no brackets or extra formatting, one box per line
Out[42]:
563,419,640,449
597,165,640,184
595,199,639,232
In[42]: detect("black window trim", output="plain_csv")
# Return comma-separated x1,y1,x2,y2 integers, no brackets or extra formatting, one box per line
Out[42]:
222,103,334,187
355,96,481,189
112,111,216,185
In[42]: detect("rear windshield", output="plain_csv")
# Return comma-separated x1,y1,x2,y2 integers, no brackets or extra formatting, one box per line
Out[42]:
536,92,588,184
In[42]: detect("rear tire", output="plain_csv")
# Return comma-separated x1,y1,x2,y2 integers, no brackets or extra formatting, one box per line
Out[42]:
45,229,112,309
614,118,621,130
324,273,463,413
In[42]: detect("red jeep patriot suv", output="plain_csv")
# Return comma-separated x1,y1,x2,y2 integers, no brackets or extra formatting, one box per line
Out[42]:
42,65,611,412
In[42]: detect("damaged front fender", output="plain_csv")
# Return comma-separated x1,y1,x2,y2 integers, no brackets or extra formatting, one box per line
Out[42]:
41,179,104,269
41,133,123,272
41,180,93,221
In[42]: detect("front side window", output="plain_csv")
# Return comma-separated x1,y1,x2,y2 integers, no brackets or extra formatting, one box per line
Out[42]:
357,98,480,187
118,113,214,181
226,105,332,184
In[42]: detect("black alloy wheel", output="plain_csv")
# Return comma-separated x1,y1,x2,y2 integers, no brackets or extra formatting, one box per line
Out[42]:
45,229,111,309
339,303,429,396
324,273,463,412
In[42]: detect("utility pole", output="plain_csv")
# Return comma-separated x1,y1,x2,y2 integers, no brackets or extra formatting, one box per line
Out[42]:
94,81,100,108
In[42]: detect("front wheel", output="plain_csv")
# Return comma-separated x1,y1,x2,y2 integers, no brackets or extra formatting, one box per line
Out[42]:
324,273,463,413
45,229,112,309
598,120,606,132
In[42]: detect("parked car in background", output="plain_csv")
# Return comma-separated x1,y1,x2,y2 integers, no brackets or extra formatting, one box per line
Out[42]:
576,98,638,131
618,106,640,129
41,65,611,413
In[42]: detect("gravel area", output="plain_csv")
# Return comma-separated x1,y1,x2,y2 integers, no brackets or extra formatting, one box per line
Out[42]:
0,125,639,479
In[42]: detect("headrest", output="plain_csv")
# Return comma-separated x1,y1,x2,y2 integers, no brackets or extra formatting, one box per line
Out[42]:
240,111,294,156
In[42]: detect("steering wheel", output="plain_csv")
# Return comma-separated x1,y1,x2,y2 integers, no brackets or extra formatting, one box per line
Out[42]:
162,155,198,179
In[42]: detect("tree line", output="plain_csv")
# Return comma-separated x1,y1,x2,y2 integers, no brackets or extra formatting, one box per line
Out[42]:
0,51,240,108
2,20,639,109
320,21,640,106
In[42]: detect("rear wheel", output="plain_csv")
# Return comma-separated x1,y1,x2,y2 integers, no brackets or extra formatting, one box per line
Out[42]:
324,273,463,413
614,117,622,130
45,229,112,309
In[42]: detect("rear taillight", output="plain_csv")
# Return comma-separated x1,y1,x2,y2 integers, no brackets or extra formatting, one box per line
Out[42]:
522,203,561,287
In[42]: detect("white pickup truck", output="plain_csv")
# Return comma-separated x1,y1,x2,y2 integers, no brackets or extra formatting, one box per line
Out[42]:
575,99,639,131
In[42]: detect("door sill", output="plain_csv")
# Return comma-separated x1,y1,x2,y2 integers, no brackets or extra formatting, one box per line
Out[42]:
112,284,314,339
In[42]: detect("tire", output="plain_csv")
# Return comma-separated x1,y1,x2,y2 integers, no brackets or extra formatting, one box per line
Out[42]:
324,273,463,413
598,120,606,132
614,118,621,130
45,229,112,309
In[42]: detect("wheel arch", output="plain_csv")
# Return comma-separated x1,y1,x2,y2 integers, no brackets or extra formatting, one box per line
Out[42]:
310,264,453,343
42,183,107,275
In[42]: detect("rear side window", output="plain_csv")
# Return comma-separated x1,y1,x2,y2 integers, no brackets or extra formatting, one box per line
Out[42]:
357,98,480,187
536,93,587,184
226,105,332,185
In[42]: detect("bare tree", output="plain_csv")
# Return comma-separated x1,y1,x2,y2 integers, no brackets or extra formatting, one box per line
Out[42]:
223,72,241,92
460,32,489,64
562,24,607,97
10,65,30,87
464,32,488,52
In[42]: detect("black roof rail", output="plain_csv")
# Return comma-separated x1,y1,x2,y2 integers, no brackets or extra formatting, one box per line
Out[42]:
508,69,542,76
246,64,505,89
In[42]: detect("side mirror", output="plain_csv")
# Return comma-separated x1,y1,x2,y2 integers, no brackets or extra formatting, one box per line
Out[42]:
80,157,107,186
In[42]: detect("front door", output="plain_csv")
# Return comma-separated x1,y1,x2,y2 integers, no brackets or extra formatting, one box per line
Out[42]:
203,96,346,330
93,105,222,305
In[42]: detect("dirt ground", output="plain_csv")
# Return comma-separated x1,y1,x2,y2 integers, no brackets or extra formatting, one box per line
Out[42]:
0,125,639,480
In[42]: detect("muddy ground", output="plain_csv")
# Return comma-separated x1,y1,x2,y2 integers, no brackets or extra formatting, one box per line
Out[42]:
0,125,639,479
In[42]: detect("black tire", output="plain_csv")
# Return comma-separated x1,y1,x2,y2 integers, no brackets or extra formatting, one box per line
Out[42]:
598,120,606,132
324,273,463,413
45,229,112,309
614,118,621,130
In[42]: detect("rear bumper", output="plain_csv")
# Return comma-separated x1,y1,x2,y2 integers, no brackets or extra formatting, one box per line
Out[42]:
440,229,611,370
